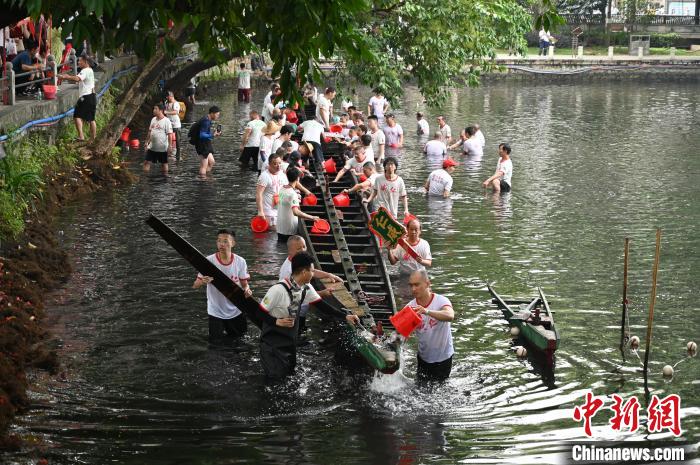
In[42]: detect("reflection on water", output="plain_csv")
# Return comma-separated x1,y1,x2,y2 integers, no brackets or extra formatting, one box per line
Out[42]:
5,80,700,465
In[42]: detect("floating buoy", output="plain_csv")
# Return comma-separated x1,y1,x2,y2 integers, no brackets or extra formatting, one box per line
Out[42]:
662,365,674,378
629,335,640,350
687,341,697,356
510,326,520,337
515,346,527,358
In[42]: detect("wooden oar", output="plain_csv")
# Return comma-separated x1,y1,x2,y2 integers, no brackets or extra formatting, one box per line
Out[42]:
619,237,630,361
643,229,661,377
145,214,264,329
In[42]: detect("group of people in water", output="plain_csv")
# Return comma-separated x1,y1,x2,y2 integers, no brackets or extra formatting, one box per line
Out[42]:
181,75,515,384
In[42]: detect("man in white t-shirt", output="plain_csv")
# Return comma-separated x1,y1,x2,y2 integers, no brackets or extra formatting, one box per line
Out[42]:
58,54,96,141
383,113,404,149
388,219,432,274
474,123,485,149
343,162,378,198
425,158,458,198
364,157,408,219
271,125,297,154
237,62,251,103
316,87,336,129
143,103,174,174
436,115,452,144
259,252,323,379
367,115,385,164
276,167,320,242
424,132,447,160
367,89,389,121
239,110,266,170
482,143,513,193
416,112,430,136
408,269,455,383
164,91,182,161
462,126,483,157
256,153,289,228
261,83,282,121
333,145,370,182
299,119,326,164
192,229,252,343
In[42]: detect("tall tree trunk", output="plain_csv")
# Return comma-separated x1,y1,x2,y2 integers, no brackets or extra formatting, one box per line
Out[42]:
90,25,189,158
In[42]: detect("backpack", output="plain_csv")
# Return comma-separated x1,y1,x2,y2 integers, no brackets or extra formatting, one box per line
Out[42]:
187,119,202,145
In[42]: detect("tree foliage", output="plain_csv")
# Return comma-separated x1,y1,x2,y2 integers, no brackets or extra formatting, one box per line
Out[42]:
344,0,536,105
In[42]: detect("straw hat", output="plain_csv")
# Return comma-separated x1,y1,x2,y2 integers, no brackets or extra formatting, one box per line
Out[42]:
263,121,281,136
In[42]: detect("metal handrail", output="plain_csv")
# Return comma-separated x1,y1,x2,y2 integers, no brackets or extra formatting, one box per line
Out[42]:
560,13,700,25
2,48,78,106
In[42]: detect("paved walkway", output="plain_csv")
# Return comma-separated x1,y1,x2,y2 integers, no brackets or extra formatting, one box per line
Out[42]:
495,53,700,64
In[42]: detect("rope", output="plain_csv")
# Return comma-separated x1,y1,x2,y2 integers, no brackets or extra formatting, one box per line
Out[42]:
0,64,138,143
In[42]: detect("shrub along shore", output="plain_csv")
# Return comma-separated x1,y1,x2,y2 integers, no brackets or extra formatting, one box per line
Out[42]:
0,88,134,447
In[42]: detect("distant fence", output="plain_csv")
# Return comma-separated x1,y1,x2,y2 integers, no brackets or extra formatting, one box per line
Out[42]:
561,13,700,25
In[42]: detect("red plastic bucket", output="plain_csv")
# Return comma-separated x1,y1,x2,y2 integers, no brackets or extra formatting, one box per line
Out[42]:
250,216,269,233
329,124,343,133
403,213,417,225
120,127,131,142
129,139,140,149
324,158,337,174
302,194,318,206
310,218,330,234
333,193,350,207
389,306,423,338
359,174,367,183
42,84,57,100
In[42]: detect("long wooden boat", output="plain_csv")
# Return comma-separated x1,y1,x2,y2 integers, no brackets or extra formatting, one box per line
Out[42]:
296,143,401,374
487,284,560,365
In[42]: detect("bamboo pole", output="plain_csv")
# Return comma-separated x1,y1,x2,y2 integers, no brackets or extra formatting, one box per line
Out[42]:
643,229,661,376
619,237,630,361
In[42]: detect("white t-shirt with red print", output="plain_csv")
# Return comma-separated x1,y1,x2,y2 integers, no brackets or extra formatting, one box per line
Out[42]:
197,253,250,319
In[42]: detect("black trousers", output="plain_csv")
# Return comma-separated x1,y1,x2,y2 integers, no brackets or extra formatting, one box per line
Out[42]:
416,354,452,383
208,314,247,343
308,141,324,165
239,146,259,168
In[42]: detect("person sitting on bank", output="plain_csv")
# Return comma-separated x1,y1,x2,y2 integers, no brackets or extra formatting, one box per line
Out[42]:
192,229,252,344
11,40,41,95
387,218,432,274
482,143,513,193
425,158,458,198
407,270,454,383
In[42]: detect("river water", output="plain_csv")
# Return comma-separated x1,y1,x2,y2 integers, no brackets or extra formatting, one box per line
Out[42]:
5,80,700,464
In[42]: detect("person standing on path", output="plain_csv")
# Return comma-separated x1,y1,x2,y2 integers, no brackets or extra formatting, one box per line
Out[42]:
407,270,455,383
482,143,513,193
539,29,551,56
143,104,174,174
196,106,222,177
192,229,252,344
237,62,251,103
256,153,289,230
58,54,96,142
239,110,266,171
164,91,182,161
364,157,408,219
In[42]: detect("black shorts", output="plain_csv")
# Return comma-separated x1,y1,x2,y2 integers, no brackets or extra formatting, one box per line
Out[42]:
74,93,97,122
277,232,293,243
185,87,196,97
145,150,168,163
196,140,214,157
239,146,259,166
416,354,452,383
499,179,511,192
208,314,247,342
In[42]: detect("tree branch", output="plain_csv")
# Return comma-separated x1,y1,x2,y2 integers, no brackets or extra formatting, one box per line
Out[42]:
371,0,406,16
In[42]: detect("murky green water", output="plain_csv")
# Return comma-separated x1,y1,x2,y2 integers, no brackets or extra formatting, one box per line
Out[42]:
4,80,699,464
